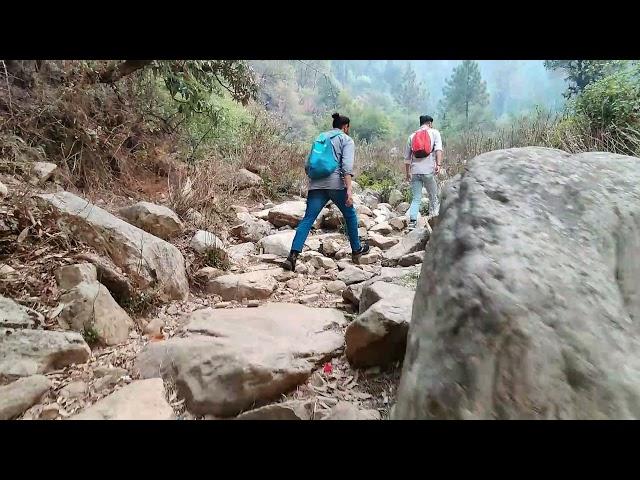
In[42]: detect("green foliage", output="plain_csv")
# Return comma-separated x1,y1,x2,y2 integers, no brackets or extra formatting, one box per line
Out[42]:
82,326,100,346
572,66,640,131
153,60,257,116
544,60,623,98
351,108,392,142
204,247,231,270
357,162,402,203
420,199,430,216
121,289,163,316
134,60,258,161
440,61,490,131
401,184,412,203
399,271,420,289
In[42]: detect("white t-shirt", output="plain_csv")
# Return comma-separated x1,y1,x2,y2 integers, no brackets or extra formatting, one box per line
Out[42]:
404,126,443,175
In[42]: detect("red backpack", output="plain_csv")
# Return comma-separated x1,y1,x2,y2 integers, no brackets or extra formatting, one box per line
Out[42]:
411,128,433,159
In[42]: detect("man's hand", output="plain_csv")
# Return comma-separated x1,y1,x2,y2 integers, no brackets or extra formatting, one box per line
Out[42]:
435,163,441,175
405,172,411,183
345,189,354,207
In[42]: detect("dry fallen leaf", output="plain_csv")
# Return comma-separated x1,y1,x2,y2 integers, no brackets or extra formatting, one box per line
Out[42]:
354,392,372,400
32,247,48,257
48,303,65,320
17,226,30,243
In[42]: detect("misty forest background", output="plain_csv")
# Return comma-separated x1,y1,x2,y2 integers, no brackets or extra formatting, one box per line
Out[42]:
2,59,639,211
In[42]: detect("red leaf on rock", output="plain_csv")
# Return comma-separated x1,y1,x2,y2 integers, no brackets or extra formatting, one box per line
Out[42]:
323,363,333,374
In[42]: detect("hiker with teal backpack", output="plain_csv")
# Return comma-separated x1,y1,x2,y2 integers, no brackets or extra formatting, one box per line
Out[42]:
283,113,369,272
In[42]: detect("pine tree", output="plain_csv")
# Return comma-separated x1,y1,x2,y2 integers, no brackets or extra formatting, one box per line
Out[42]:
441,60,490,128
393,64,429,114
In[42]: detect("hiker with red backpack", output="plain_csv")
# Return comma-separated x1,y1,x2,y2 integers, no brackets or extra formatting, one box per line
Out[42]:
282,113,369,272
404,115,443,229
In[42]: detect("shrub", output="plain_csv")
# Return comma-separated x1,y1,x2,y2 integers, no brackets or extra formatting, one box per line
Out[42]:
573,67,640,130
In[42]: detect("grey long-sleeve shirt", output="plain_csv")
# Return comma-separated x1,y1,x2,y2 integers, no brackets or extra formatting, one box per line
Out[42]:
307,128,355,190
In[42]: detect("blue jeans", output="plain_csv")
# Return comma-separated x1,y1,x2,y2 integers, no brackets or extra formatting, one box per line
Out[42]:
409,174,440,221
291,189,361,253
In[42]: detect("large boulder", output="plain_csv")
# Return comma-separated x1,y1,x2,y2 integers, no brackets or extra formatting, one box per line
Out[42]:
399,251,424,267
358,281,414,315
322,207,343,230
205,269,280,301
227,242,257,262
230,212,272,243
55,263,97,290
190,230,225,255
396,202,410,214
341,266,421,308
394,147,640,420
29,162,58,184
258,231,296,257
236,168,264,189
356,204,373,217
326,280,347,294
268,201,307,228
72,378,174,420
135,303,345,417
0,375,52,420
73,252,134,304
0,328,90,380
346,283,415,368
382,228,430,266
337,265,374,285
342,283,364,307
0,295,40,329
361,190,381,209
119,201,184,240
368,232,400,250
56,264,133,346
370,222,393,235
389,216,408,231
321,239,341,257
38,192,189,301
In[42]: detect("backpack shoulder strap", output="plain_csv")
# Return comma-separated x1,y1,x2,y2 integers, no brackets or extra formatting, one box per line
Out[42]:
427,128,436,155
327,131,345,166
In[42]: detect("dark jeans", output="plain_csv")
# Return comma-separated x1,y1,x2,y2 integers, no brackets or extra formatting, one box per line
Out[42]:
291,189,361,253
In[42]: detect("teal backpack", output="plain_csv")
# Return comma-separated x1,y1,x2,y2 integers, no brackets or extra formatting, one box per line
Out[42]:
306,131,343,180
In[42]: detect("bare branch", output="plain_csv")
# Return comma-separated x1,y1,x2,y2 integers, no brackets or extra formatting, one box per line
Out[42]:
98,60,153,84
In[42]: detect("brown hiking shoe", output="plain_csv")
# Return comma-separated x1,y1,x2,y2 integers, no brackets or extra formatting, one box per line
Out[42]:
351,241,370,264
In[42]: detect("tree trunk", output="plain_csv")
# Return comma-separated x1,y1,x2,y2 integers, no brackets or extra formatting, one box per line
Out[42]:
98,60,153,83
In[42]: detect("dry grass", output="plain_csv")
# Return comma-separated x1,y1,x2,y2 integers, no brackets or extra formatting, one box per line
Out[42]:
443,111,640,181
0,61,179,197
0,184,86,318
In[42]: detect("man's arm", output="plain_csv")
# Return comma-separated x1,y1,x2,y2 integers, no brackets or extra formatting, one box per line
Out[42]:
342,138,356,207
435,150,443,174
344,174,354,206
433,131,444,174
404,136,412,181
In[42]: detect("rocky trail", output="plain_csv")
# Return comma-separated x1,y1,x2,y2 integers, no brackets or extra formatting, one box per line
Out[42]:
4,147,640,420
0,165,433,420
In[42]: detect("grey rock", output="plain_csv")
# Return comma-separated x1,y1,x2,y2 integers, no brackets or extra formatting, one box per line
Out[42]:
394,147,640,420
0,375,52,420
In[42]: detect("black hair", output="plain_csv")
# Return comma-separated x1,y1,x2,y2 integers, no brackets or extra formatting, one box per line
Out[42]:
332,112,350,129
420,115,433,126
